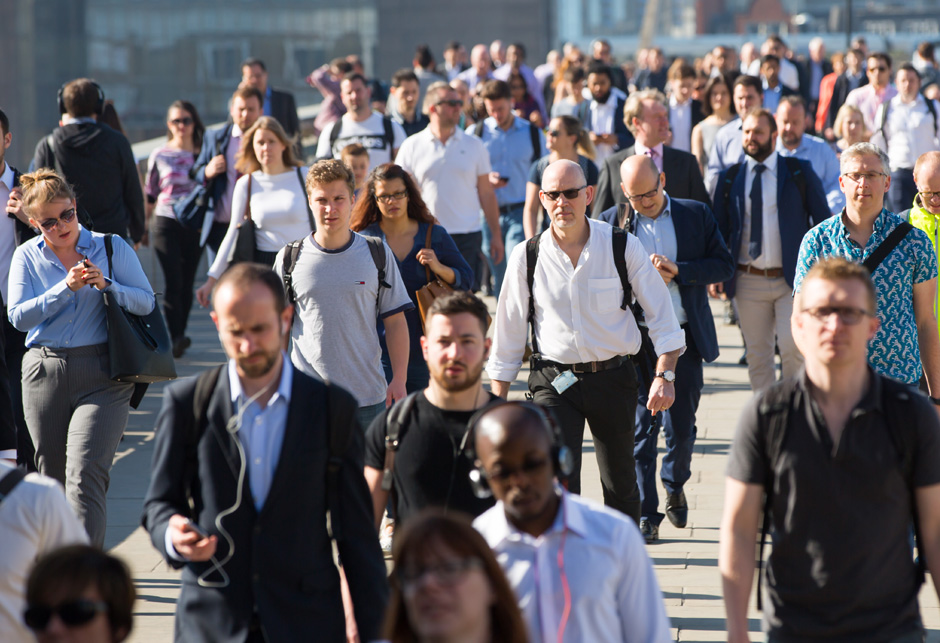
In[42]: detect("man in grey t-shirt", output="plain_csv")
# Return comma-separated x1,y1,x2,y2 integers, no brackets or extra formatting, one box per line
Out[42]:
275,160,413,428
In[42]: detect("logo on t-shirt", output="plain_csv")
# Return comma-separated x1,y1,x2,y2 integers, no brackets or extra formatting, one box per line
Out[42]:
333,134,390,156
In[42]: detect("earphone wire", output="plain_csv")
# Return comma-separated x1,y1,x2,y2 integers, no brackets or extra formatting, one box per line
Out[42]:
197,375,278,589
557,490,571,643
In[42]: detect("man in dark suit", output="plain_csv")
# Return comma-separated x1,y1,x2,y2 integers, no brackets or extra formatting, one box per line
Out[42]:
593,88,710,217
142,263,388,643
598,156,734,543
710,108,830,392
241,58,301,155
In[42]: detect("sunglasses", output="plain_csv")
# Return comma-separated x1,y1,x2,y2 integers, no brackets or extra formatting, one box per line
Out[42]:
542,187,585,201
38,207,77,231
546,129,565,137
170,117,194,126
24,599,109,631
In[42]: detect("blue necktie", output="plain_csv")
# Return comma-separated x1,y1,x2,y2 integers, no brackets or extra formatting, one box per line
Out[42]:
749,164,766,261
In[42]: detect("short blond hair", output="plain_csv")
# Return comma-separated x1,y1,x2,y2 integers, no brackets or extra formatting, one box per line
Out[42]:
305,159,355,197
622,89,666,134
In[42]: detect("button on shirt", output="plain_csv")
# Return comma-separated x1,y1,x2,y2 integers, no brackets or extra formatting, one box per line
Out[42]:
0,163,18,304
473,489,674,643
470,116,546,206
396,127,492,234
794,209,938,384
7,227,155,348
487,217,685,383
776,134,844,214
635,194,687,324
877,94,940,171
740,152,782,270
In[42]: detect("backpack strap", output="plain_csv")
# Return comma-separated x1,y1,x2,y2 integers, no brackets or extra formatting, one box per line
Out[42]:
926,97,939,138
382,115,395,152
611,227,632,311
295,167,315,232
380,392,422,525
525,233,543,355
0,468,27,504
529,121,541,164
473,121,485,139
328,118,342,149
325,382,356,556
184,365,226,507
862,222,913,274
364,236,391,290
281,240,304,306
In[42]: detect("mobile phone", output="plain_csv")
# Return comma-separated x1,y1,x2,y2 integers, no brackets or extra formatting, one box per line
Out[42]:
81,255,89,268
499,175,510,183
186,519,210,539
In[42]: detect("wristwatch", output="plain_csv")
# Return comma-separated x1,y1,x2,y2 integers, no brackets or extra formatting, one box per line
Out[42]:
930,396,940,407
655,370,676,383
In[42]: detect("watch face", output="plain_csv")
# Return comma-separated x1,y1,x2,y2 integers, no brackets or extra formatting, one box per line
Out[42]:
659,370,676,382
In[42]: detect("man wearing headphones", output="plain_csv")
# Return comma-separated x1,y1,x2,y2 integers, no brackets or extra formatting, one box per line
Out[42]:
32,79,145,245
472,402,673,643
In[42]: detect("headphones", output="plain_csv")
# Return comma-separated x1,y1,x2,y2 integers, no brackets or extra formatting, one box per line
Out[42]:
461,400,573,499
57,80,105,116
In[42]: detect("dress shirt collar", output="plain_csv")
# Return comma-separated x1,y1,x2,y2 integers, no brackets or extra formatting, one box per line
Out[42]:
61,115,96,126
232,123,245,138
228,352,293,406
484,115,528,134
838,207,891,242
669,95,690,109
637,193,672,223
486,486,590,547
0,162,13,190
634,141,664,158
746,150,778,175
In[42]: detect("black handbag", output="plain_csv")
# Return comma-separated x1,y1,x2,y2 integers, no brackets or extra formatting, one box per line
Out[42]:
173,183,211,231
102,235,177,388
229,175,256,265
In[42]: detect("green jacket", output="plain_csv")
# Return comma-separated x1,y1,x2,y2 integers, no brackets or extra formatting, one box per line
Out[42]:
901,199,940,333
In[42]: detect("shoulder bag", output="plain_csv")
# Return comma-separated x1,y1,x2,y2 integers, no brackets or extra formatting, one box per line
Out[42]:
229,175,257,265
415,223,456,332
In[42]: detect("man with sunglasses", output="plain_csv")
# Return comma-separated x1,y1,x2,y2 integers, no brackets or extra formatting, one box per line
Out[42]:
844,52,898,132
794,143,940,395
721,257,940,643
488,159,685,524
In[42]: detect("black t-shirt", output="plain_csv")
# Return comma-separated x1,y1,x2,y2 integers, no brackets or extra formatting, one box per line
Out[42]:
726,369,940,642
365,392,498,525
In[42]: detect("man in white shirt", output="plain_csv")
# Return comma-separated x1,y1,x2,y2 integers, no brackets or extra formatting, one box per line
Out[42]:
315,73,406,171
746,35,799,91
396,82,501,292
872,63,940,213
666,62,702,153
487,159,684,523
471,402,673,643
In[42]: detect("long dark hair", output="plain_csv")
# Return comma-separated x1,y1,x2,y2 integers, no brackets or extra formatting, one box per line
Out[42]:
350,163,434,231
165,100,205,151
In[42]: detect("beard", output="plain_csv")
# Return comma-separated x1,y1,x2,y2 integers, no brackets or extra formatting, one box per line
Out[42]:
430,358,485,392
593,90,611,104
235,348,280,379
746,138,774,161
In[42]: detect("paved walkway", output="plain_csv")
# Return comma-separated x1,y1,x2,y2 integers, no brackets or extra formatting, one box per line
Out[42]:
110,249,940,641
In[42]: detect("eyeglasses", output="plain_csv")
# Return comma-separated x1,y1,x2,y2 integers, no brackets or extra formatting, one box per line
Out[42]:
842,172,886,184
398,558,483,592
919,190,940,202
169,117,194,126
38,208,77,231
542,186,586,201
625,183,661,203
868,66,888,73
546,129,565,137
435,99,463,108
483,456,551,482
24,599,109,631
801,305,873,325
375,190,408,204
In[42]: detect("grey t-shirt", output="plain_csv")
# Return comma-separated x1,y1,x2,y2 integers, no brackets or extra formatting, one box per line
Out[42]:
275,233,414,406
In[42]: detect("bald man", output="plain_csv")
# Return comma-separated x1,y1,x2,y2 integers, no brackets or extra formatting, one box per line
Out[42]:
487,159,685,523
471,401,673,643
600,156,733,541
902,151,940,352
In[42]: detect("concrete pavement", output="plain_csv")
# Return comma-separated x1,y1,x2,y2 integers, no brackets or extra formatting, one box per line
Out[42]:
106,249,940,641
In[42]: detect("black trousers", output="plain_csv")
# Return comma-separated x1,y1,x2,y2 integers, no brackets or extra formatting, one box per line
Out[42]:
529,359,641,524
152,216,202,340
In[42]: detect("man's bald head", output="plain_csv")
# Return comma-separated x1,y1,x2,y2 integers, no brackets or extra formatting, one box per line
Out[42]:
541,159,586,189
619,154,666,217
539,160,593,230
914,151,940,215
914,152,940,183
619,154,659,187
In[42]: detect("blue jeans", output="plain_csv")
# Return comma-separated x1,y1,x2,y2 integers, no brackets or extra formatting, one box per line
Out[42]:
355,401,386,433
481,204,526,298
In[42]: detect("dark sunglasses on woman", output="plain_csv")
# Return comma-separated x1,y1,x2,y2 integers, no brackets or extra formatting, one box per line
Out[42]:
24,599,109,631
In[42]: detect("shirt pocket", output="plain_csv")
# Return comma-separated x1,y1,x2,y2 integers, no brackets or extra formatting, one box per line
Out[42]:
588,277,622,316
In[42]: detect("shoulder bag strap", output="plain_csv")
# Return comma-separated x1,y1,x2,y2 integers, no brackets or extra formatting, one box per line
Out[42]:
862,222,913,274
525,233,542,355
0,468,27,503
424,223,434,284
243,175,252,222
296,167,314,232
104,234,114,279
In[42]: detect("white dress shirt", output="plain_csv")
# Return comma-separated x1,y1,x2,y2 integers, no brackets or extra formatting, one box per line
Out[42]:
874,94,940,171
739,151,782,270
474,489,674,643
487,217,685,384
0,162,19,305
668,96,693,153
589,97,618,163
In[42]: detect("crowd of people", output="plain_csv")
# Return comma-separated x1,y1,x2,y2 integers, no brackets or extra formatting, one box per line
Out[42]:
3,32,940,643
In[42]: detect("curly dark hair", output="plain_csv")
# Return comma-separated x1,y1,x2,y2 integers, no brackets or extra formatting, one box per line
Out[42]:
349,163,434,231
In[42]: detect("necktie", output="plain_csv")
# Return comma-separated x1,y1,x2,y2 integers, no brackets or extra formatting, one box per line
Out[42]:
749,164,766,261
646,148,660,172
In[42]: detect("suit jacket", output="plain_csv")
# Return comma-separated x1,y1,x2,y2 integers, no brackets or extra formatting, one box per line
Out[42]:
597,197,734,362
269,88,302,156
711,155,830,298
142,366,389,643
799,57,834,104
577,95,634,152
827,73,869,130
190,124,234,212
592,145,711,217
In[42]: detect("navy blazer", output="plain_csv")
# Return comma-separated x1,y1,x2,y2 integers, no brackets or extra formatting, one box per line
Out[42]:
190,124,234,211
712,155,830,298
597,197,734,362
142,367,389,643
578,95,634,152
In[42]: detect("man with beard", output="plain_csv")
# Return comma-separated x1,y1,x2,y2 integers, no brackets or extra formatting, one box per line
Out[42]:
364,291,498,530
775,96,843,214
579,62,632,165
711,108,829,392
142,262,388,642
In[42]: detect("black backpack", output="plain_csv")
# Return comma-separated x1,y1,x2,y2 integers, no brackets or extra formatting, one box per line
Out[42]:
280,236,390,306
877,95,939,143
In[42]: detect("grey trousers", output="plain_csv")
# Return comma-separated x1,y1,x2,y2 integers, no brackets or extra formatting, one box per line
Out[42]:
23,344,133,547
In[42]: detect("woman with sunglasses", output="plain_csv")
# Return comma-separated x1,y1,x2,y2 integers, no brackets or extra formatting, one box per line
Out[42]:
350,163,472,393
24,545,135,643
145,100,205,358
195,116,312,308
523,114,598,238
8,169,155,549
383,510,528,643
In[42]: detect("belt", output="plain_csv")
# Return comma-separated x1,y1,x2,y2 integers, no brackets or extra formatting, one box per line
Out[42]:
532,354,630,374
737,264,783,278
499,201,525,214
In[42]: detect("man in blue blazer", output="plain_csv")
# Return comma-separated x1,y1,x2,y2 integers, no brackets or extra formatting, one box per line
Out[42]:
598,155,734,543
710,108,830,392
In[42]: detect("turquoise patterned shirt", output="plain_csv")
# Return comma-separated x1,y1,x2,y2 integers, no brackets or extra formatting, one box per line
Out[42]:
793,209,938,385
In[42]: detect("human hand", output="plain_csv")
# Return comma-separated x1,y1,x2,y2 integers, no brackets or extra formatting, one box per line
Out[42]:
416,248,443,273
489,234,505,265
81,257,108,290
6,187,27,224
196,278,217,308
386,378,407,408
647,379,675,416
708,282,726,299
489,172,508,187
205,155,227,179
168,514,217,562
66,262,90,292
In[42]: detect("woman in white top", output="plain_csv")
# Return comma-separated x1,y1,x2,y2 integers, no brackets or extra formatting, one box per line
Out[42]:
196,116,312,307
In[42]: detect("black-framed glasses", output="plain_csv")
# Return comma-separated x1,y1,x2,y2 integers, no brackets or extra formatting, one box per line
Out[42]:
801,305,872,325
38,208,77,231
169,117,194,126
625,183,661,203
375,190,408,204
841,172,886,184
24,599,109,631
919,189,940,201
542,186,586,201
435,99,463,108
398,558,484,592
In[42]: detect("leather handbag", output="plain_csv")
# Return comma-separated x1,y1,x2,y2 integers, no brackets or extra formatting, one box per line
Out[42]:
102,235,177,385
229,175,257,265
415,223,456,332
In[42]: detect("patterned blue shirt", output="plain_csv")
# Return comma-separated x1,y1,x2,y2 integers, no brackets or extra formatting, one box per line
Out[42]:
793,209,938,384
